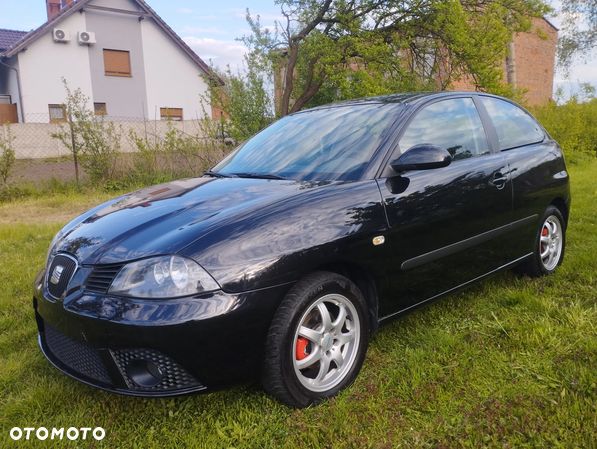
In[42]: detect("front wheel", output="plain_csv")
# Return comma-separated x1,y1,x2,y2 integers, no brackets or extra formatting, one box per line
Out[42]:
517,206,566,277
262,272,369,408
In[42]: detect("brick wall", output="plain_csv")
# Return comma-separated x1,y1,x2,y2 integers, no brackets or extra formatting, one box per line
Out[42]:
449,17,558,106
511,17,558,106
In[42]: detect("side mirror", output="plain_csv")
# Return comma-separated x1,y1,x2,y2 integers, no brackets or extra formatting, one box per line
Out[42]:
390,144,452,173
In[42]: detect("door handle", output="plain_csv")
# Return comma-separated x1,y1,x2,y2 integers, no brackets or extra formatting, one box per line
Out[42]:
491,172,508,190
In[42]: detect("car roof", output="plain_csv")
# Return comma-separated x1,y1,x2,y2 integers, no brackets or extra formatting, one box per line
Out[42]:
300,91,502,113
338,92,444,105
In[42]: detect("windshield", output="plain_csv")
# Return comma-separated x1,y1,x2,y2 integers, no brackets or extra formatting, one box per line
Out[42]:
213,103,400,181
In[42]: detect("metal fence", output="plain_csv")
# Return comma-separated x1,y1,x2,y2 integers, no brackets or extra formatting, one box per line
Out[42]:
4,114,209,159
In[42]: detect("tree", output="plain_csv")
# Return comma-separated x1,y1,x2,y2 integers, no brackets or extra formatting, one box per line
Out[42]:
204,63,274,141
557,0,597,69
242,0,549,116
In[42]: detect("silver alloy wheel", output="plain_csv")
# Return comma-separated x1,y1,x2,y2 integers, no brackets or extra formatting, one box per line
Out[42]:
539,215,563,271
292,293,360,393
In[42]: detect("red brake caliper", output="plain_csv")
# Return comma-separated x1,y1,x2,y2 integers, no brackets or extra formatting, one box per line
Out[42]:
296,337,309,361
541,226,549,252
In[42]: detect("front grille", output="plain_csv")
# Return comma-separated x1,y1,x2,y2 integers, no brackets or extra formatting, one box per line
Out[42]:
44,324,111,384
111,348,201,392
85,264,123,293
46,254,78,299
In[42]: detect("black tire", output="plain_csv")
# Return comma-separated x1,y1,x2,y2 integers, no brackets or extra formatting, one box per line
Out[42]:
516,205,566,277
262,271,370,408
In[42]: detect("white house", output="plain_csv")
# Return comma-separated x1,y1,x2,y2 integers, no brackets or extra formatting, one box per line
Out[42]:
0,0,222,124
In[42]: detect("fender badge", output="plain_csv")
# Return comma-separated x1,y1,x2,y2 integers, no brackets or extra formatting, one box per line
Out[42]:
372,235,385,246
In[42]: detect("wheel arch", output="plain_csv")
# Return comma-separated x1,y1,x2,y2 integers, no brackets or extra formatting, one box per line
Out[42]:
550,197,569,226
312,261,380,334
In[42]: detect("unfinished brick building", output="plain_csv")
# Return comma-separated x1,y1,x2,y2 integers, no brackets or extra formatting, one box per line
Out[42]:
451,17,558,106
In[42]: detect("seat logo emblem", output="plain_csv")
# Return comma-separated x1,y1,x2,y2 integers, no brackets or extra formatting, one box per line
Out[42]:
50,265,64,285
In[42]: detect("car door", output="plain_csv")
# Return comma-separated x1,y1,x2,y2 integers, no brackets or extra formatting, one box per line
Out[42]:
477,96,570,258
376,96,513,318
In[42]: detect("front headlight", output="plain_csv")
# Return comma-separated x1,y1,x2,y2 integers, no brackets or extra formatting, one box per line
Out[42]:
108,255,219,298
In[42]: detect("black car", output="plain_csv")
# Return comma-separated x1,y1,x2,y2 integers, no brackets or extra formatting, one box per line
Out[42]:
33,92,570,407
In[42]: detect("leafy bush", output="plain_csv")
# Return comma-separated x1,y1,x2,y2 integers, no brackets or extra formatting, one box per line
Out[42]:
69,118,121,183
52,80,120,184
128,119,229,185
0,125,16,186
532,95,597,162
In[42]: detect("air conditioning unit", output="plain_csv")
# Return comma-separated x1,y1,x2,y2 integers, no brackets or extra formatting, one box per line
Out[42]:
52,28,70,43
78,31,96,45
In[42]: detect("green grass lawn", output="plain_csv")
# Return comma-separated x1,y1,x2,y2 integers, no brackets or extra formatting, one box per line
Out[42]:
1,161,595,448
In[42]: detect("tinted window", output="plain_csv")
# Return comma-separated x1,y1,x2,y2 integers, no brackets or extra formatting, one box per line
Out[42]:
480,97,544,150
214,104,400,181
399,98,489,161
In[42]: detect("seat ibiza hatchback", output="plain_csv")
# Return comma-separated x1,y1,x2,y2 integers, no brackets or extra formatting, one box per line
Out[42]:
33,92,570,407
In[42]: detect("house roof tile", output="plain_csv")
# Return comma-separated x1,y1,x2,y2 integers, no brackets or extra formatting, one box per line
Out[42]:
0,28,28,54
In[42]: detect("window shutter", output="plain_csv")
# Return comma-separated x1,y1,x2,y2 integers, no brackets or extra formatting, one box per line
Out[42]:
104,50,131,77
160,108,183,121
94,103,107,116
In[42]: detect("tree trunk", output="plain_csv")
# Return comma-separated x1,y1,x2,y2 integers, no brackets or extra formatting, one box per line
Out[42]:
69,121,80,186
280,45,299,116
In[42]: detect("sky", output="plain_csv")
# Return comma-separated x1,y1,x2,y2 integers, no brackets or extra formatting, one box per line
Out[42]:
1,0,595,97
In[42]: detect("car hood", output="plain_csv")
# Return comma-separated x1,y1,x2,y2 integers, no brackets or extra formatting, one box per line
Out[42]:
51,176,326,265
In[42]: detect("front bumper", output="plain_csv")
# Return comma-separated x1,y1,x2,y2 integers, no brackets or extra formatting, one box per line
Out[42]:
33,269,291,397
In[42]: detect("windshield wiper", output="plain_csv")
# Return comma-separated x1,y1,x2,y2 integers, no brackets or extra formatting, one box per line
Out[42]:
204,170,233,178
230,172,287,180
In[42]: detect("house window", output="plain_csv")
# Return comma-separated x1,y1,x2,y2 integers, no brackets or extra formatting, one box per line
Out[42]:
160,107,183,121
48,104,66,123
103,49,131,77
94,102,107,116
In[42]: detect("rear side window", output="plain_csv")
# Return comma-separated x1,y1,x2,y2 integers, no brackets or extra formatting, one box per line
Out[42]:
399,98,489,161
480,97,544,150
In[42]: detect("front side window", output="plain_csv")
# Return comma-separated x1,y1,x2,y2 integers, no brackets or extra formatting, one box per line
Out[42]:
480,97,544,150
399,98,489,161
214,103,401,182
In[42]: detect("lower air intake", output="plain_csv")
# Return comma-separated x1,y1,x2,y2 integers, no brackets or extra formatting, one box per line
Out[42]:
111,348,201,392
44,324,111,384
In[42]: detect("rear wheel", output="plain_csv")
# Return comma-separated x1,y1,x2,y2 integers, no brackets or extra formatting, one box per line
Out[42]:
262,272,369,408
517,206,566,277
